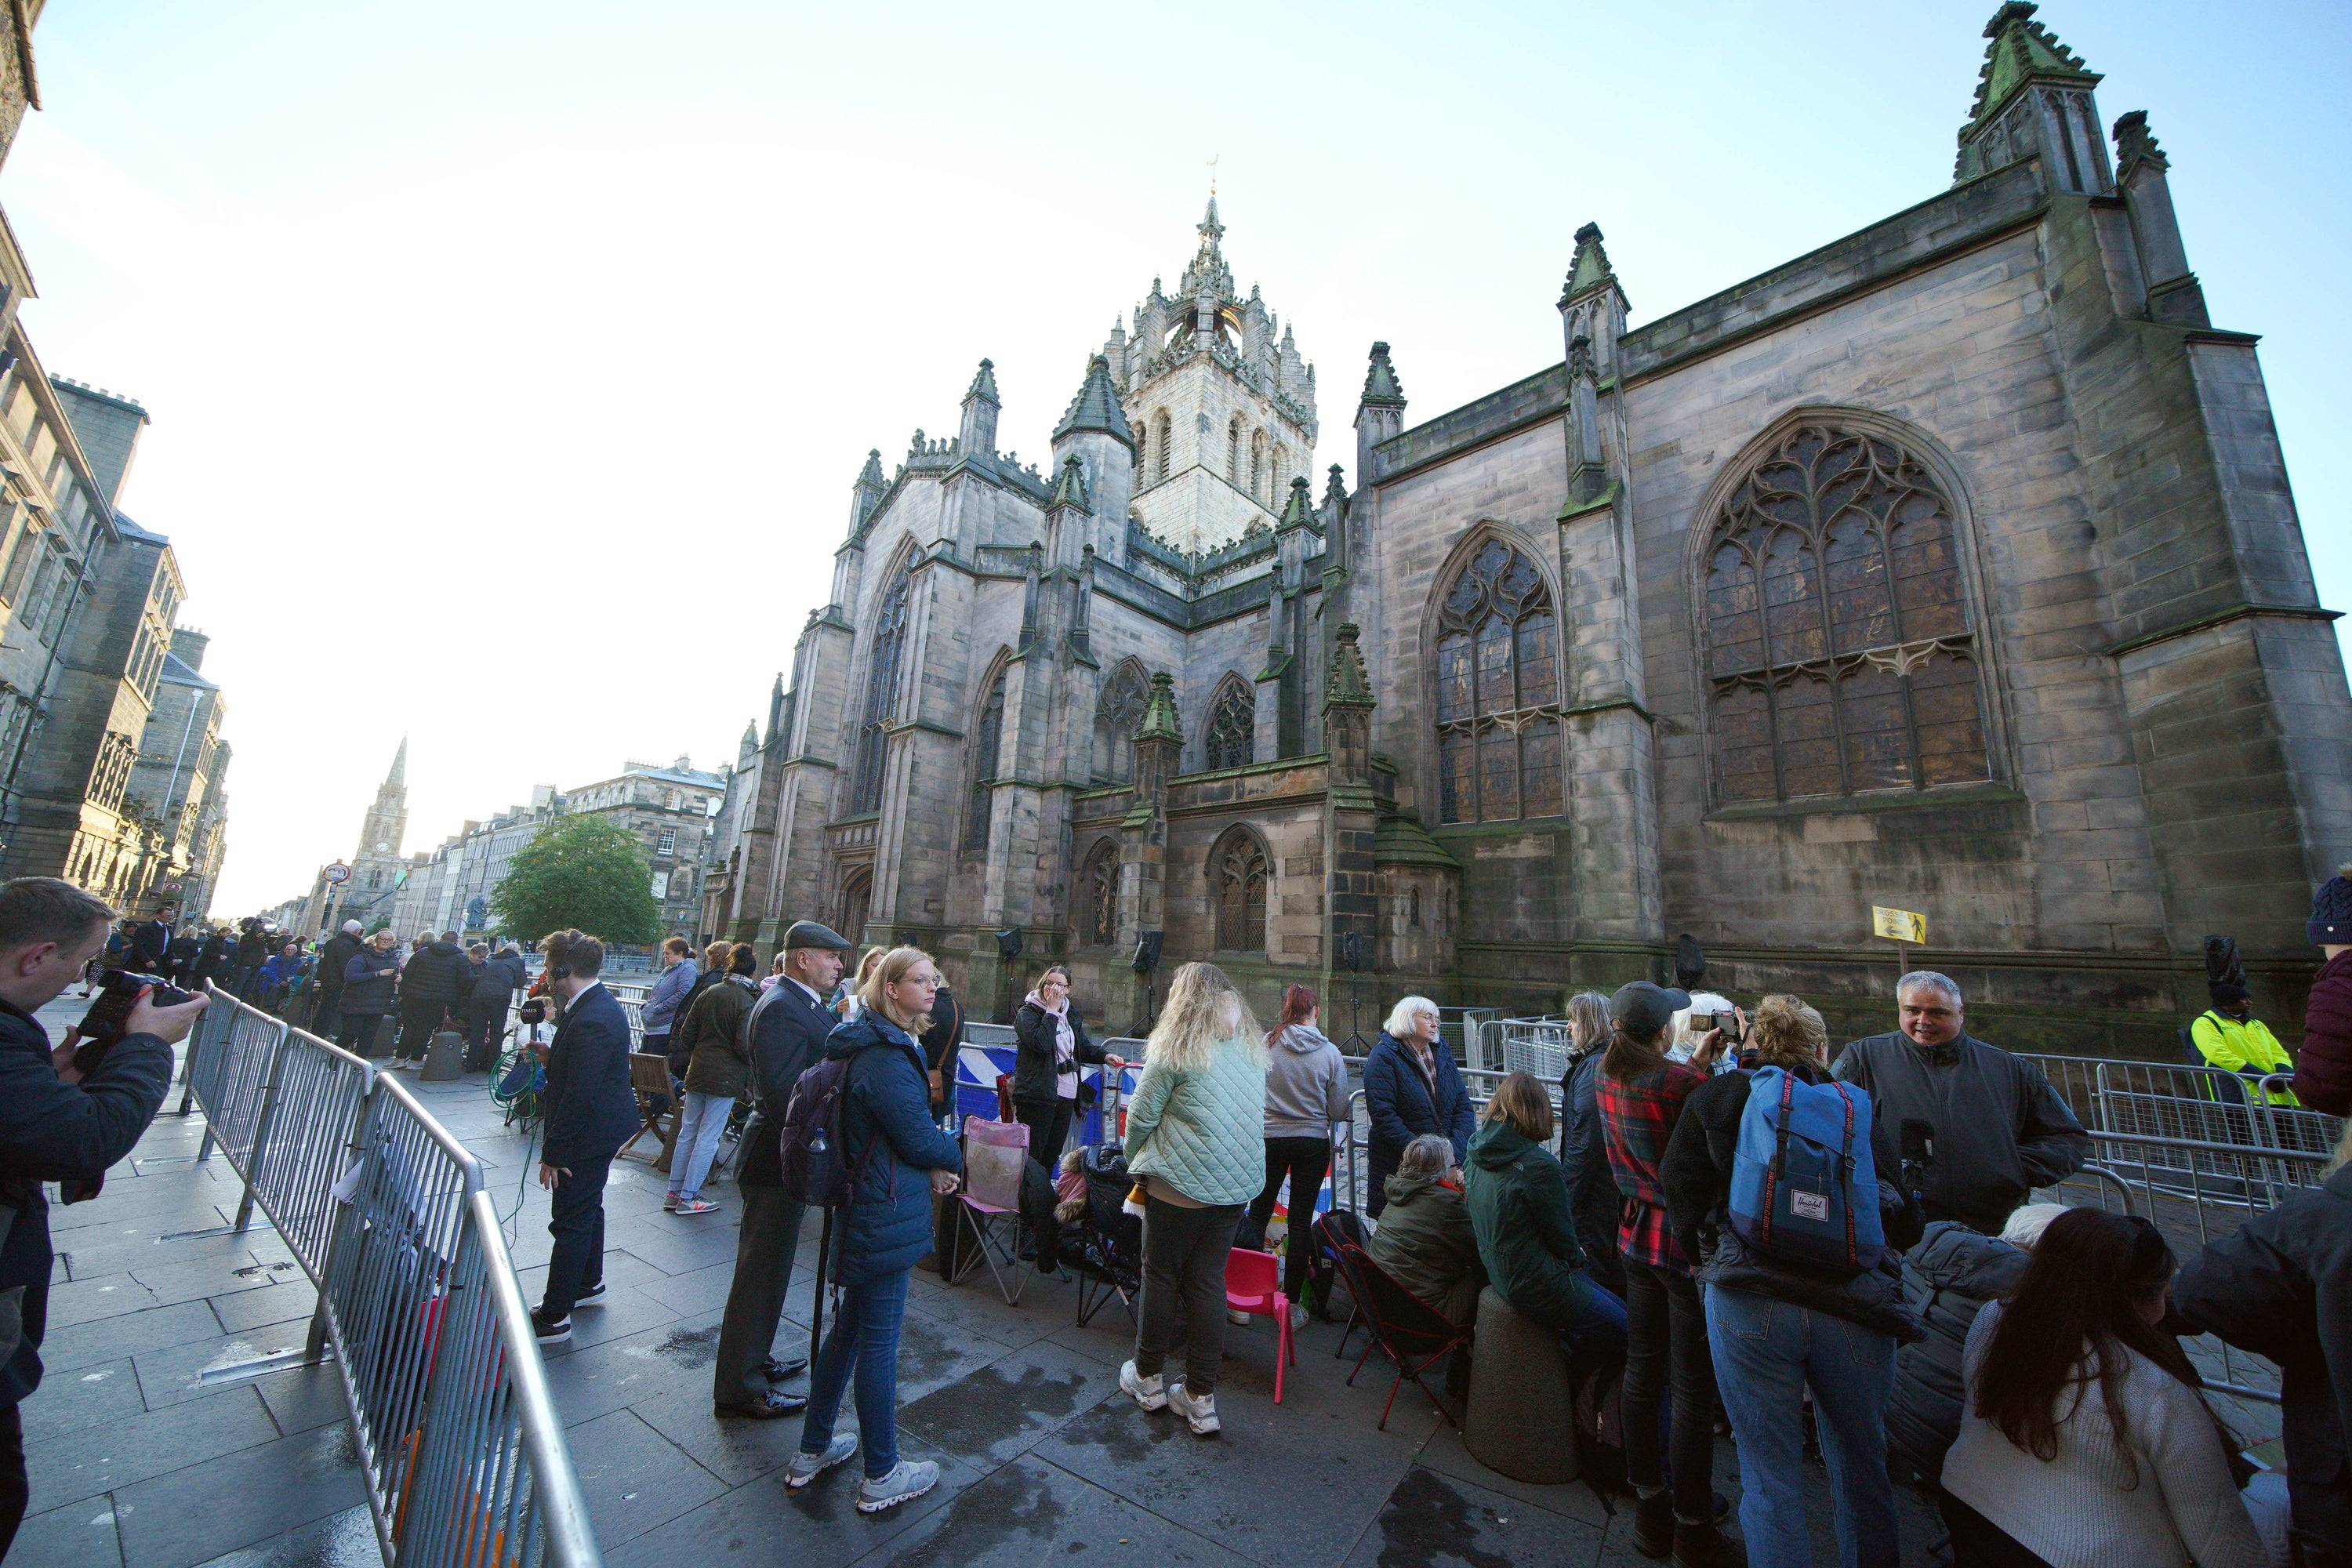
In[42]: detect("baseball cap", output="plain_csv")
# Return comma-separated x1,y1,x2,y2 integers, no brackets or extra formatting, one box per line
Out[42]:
1610,980,1691,1039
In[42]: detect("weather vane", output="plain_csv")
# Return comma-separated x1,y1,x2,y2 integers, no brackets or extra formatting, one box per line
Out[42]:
1207,153,1218,194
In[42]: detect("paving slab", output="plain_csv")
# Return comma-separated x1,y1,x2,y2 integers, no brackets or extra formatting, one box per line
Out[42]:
13,1492,126,1568
181,1504,380,1568
1342,1464,1609,1568
21,1356,146,1441
854,1451,1261,1568
40,1299,223,1374
111,1421,366,1568
559,1406,731,1548
25,1385,281,1509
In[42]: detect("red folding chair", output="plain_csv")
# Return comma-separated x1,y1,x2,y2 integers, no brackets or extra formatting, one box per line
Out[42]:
1225,1247,1297,1403
1329,1241,1471,1430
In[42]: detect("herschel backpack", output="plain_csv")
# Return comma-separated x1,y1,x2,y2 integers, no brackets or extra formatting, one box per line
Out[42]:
777,1054,887,1208
1728,1065,1885,1272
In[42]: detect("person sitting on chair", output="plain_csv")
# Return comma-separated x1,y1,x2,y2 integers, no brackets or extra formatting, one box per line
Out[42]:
1369,1132,1485,1327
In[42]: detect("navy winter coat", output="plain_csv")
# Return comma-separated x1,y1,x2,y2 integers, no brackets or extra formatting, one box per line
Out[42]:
822,1011,961,1287
341,947,402,1014
1363,1029,1475,1218
0,998,172,1404
539,983,640,1170
1886,1220,2031,1483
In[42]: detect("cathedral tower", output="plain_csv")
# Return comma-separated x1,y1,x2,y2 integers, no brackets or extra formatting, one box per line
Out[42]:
1112,196,1317,554
343,738,411,913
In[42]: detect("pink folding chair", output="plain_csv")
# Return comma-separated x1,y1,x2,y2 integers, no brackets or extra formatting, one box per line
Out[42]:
1225,1247,1297,1403
954,1116,1033,1305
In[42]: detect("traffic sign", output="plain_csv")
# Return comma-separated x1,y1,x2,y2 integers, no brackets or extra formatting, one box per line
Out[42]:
1871,906,1926,945
324,862,351,885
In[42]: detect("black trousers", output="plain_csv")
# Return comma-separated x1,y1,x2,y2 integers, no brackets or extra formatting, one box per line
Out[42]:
466,1003,508,1070
0,1400,22,1563
539,1153,612,1322
337,1010,388,1056
1134,1196,1243,1394
1244,1135,1330,1305
711,1185,806,1407
394,995,448,1060
1621,1254,1717,1521
1014,1099,1074,1174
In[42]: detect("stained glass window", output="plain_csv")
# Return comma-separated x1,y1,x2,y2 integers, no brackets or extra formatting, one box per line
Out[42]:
1432,539,1564,825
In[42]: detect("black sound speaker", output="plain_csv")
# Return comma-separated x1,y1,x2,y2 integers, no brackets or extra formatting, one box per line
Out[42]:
1339,930,1369,974
994,928,1022,960
1131,931,1163,974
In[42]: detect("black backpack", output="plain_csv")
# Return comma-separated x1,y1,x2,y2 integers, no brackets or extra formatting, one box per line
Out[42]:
778,1054,888,1208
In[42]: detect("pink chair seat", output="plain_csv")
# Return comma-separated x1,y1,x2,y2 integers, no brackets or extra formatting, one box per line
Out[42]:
1225,1247,1298,1402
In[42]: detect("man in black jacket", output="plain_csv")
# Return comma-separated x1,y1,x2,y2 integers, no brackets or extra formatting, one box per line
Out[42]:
531,931,637,1345
391,930,471,1068
190,927,234,992
128,905,172,972
0,878,205,1555
464,942,525,1073
710,920,851,1417
311,920,365,1036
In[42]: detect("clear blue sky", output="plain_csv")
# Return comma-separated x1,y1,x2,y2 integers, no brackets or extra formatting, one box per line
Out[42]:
4,1,2344,915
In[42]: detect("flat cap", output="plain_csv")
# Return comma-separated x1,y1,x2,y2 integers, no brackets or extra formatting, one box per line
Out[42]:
784,920,854,951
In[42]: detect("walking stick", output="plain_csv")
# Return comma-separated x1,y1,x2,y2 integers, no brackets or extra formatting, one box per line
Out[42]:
809,1206,833,1362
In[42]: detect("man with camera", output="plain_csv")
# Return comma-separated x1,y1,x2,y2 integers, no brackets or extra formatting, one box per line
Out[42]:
1831,970,2089,1234
0,878,207,1556
529,931,637,1346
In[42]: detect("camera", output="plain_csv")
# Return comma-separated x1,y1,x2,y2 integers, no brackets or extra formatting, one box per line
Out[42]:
76,970,193,1075
1900,1117,1935,1197
1711,1009,1745,1044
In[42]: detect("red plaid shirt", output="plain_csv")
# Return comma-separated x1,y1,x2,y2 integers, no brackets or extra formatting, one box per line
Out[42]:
1595,1060,1708,1272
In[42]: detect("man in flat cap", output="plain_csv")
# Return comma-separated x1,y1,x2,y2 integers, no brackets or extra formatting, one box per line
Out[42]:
711,920,853,1418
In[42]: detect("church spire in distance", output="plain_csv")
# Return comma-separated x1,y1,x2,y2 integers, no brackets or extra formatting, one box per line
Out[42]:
384,735,407,792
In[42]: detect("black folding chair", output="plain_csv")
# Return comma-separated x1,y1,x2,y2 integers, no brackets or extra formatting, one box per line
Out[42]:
1312,1210,1370,1357
1330,1241,1472,1430
1073,1152,1144,1329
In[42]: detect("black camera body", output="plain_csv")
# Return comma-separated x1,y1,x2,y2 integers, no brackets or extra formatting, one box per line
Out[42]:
76,970,193,1075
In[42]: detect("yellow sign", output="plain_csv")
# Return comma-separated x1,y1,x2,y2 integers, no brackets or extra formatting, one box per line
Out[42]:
1871,906,1926,945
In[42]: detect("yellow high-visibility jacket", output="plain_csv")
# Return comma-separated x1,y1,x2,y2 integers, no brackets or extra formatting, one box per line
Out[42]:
2188,1011,2299,1106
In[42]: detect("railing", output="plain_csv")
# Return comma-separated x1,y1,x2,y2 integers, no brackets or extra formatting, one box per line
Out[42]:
179,984,601,1568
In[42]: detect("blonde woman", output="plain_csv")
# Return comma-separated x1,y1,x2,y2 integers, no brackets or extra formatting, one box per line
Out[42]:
837,946,885,1021
1118,962,1269,1436
786,947,964,1513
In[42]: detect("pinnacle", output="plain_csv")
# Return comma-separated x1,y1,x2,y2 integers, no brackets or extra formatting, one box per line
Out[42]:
1359,342,1406,408
1562,223,1620,307
1200,193,1224,243
1050,454,1091,512
964,358,1000,406
1962,0,2099,138
1278,474,1315,530
1054,354,1135,449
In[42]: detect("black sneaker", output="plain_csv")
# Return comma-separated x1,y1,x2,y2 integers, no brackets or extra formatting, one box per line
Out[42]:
572,1283,608,1307
531,1312,572,1345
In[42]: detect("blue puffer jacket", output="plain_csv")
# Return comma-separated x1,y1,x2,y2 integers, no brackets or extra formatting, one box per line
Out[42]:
825,1011,962,1287
1362,1030,1475,1218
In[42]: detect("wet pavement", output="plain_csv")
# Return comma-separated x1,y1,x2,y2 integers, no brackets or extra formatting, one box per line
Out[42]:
22,1003,1955,1567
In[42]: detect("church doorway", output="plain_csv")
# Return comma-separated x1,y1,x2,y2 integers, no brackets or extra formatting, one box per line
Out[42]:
837,867,873,949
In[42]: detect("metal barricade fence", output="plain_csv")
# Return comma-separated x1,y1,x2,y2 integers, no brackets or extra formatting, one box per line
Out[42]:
176,984,600,1568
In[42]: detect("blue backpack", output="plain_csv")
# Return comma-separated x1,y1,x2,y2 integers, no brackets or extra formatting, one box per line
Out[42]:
1729,1065,1884,1272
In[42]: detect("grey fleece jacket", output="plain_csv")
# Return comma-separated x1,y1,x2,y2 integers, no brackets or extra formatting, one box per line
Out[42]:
1263,1023,1352,1139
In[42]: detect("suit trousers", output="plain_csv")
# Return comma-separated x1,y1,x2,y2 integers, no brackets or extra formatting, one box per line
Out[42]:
539,1154,613,1322
712,1185,806,1407
394,994,447,1061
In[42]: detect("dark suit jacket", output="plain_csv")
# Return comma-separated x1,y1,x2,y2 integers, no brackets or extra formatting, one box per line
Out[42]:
739,978,837,1189
129,920,170,971
540,982,637,1169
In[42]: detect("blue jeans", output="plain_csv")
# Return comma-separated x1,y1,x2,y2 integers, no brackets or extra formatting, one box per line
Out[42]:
1705,1284,1899,1568
667,1091,731,1200
798,1268,911,1479
1562,1280,1628,1374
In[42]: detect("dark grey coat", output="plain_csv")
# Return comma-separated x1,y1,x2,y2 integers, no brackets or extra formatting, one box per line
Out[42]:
1886,1220,2031,1483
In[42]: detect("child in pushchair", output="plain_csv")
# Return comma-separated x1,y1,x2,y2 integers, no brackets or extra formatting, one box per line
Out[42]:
1056,1142,1144,1327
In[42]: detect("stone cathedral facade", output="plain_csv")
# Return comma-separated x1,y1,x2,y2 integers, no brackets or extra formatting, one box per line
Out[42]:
701,4,2352,1055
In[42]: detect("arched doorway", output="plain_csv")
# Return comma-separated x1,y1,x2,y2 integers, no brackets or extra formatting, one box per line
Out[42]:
837,867,873,950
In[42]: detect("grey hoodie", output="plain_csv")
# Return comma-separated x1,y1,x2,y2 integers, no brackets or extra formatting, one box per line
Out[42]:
1263,1023,1352,1138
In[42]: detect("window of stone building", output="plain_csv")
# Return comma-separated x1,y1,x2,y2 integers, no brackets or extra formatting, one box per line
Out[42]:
1211,827,1268,953
1093,661,1149,784
1434,539,1564,825
1228,416,1243,485
848,559,913,816
1702,423,1989,804
1408,886,1421,930
965,670,1005,855
1154,412,1172,482
1249,429,1266,503
1080,838,1120,947
656,829,677,858
1204,677,1254,771
837,867,872,946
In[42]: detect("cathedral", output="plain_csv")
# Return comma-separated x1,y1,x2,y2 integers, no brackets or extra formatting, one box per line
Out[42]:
699,3,2352,1057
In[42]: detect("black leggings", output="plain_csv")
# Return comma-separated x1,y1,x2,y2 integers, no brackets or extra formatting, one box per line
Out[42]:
1245,1136,1330,1304
1014,1099,1074,1175
1621,1254,1717,1523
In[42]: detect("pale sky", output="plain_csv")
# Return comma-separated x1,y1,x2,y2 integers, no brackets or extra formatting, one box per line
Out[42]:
3,1,2344,916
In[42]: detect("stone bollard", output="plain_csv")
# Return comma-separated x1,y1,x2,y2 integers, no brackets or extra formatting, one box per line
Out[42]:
419,1026,467,1082
1462,1286,1580,1484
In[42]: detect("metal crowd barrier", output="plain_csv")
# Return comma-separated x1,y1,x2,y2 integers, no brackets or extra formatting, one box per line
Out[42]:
178,984,601,1568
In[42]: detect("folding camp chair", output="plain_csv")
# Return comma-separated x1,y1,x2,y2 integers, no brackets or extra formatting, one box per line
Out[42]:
1313,1210,1370,1358
617,1051,677,1163
950,1116,1034,1305
1073,1146,1143,1328
1225,1247,1298,1403
1331,1241,1472,1430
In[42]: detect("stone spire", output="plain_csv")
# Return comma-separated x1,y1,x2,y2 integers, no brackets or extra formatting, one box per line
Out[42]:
1276,474,1315,532
1049,454,1090,513
1954,2,2108,192
848,449,886,537
1356,342,1407,485
1560,223,1624,311
384,735,406,793
2112,111,2206,326
1559,223,1632,378
1132,671,1184,802
1359,341,1406,408
1054,354,1135,449
1321,622,1374,788
958,358,1000,456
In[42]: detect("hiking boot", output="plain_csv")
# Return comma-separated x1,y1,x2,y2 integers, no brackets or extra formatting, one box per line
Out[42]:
1167,1382,1219,1436
785,1432,857,1489
1632,1489,1675,1558
1120,1360,1167,1411
1672,1519,1747,1568
856,1459,939,1513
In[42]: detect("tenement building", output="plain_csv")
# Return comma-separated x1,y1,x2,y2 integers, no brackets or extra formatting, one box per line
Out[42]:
702,3,2351,1054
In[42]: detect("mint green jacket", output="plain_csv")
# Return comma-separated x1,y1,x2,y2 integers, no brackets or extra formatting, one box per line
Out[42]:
1124,1038,1269,1207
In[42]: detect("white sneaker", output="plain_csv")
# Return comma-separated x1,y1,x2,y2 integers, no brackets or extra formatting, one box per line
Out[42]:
1119,1359,1167,1411
1289,1302,1309,1331
855,1458,939,1513
1228,1308,1251,1327
784,1432,857,1490
1167,1381,1219,1436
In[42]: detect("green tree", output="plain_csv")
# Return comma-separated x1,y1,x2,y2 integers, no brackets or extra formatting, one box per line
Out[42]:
492,816,661,946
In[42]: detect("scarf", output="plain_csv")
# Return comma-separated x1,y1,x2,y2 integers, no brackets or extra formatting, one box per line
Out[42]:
1026,989,1076,1069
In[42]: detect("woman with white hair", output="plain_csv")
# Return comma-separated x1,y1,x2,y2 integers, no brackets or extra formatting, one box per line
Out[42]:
1362,994,1475,1218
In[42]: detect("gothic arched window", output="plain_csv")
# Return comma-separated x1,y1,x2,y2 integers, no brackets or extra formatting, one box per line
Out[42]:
1249,429,1266,503
1211,828,1268,953
1154,412,1172,481
848,558,913,816
1204,677,1254,771
1703,423,1988,803
1093,661,1150,784
1080,838,1120,948
964,668,1006,855
1434,539,1563,824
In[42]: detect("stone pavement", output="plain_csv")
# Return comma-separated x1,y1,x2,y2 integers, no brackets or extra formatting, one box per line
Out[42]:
19,998,1949,1568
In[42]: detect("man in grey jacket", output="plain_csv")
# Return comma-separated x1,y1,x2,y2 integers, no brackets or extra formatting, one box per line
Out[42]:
1831,970,2089,1235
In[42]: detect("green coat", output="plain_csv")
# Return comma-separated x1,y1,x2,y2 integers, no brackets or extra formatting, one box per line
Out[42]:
1124,1037,1268,1208
1463,1120,1593,1333
1369,1171,1486,1325
678,975,756,1099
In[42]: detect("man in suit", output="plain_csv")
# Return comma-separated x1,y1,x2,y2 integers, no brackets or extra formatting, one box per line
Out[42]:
529,930,638,1345
710,919,852,1417
129,906,173,973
